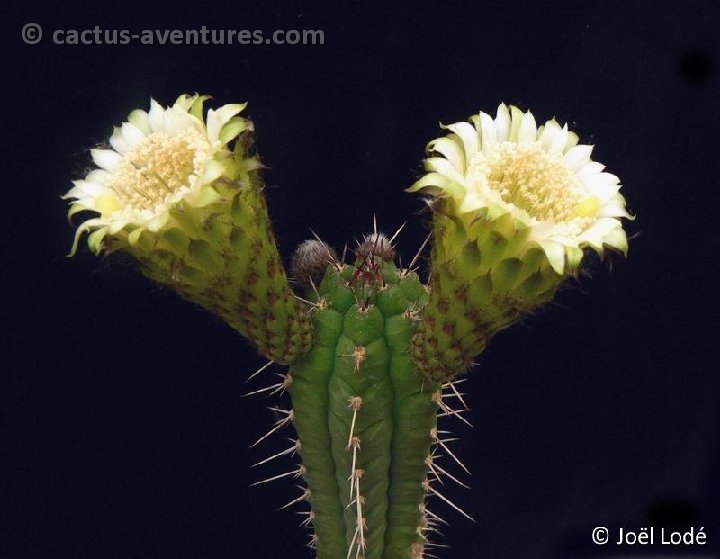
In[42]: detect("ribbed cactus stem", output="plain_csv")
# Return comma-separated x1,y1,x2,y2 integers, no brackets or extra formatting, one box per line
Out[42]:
289,257,440,559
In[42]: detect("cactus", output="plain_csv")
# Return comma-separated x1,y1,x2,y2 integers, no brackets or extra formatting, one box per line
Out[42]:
64,96,630,558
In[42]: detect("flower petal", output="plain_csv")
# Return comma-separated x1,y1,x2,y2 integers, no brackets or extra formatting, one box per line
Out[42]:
517,111,537,144
563,144,593,172
585,173,622,202
148,98,166,132
508,105,525,142
547,124,569,156
121,121,146,146
128,109,151,135
539,240,566,274
494,104,511,141
576,161,605,180
429,136,465,172
479,112,498,146
444,121,478,162
65,180,107,199
91,149,122,172
425,156,466,184
110,126,129,154
207,103,247,143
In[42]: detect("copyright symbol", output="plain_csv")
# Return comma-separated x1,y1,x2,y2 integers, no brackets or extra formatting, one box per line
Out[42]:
592,526,609,545
22,23,42,44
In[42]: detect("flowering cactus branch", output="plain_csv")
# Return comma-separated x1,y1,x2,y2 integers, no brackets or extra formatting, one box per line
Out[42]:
409,104,630,382
64,95,311,363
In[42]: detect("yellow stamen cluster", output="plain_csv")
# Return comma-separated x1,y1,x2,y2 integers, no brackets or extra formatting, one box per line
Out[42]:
105,129,210,214
469,141,585,223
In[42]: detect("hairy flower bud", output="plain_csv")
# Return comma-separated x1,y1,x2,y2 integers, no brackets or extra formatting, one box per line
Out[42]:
356,232,396,262
291,239,338,289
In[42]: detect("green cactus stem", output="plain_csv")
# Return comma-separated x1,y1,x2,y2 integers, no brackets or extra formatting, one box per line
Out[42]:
287,246,442,559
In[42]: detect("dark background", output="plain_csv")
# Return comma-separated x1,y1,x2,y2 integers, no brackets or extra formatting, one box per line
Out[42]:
2,1,719,558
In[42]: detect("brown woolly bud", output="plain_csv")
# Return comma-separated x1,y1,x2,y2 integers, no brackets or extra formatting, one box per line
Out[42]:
291,239,337,289
357,233,395,262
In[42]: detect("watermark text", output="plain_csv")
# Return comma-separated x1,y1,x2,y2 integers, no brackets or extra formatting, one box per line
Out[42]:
22,24,324,46
592,526,707,547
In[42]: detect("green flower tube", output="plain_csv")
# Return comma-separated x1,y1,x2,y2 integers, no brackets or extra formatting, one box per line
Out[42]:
408,104,631,382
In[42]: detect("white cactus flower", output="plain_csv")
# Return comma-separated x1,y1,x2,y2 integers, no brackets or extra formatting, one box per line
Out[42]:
409,103,631,273
64,94,253,254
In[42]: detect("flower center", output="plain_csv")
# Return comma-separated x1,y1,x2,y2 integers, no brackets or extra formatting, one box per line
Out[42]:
469,141,584,223
106,129,210,214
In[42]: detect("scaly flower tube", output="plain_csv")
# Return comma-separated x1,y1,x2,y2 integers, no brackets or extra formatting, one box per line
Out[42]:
409,104,631,381
64,95,311,363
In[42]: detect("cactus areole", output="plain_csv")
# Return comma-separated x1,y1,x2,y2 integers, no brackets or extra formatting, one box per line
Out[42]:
63,95,630,558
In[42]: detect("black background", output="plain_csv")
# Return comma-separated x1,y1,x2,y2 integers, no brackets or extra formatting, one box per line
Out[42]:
2,1,720,558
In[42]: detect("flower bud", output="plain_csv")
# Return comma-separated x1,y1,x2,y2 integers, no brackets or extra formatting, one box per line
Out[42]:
291,239,338,289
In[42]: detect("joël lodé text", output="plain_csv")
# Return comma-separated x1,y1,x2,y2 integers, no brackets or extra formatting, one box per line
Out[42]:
615,526,707,546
